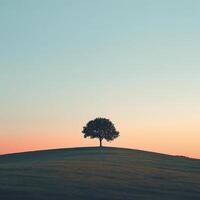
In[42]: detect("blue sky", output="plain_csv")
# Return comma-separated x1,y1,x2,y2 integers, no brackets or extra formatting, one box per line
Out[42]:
0,0,200,157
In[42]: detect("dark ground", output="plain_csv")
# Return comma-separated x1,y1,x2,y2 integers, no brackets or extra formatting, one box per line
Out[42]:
0,147,200,200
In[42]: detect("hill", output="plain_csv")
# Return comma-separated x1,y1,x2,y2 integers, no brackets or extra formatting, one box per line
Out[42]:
0,147,199,200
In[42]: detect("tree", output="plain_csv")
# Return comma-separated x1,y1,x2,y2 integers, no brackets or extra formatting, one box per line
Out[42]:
82,117,119,147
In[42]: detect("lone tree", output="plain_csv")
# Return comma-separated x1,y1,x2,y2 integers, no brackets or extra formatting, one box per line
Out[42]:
82,117,119,147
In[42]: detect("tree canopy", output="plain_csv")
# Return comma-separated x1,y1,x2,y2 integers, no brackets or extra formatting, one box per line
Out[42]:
82,118,119,147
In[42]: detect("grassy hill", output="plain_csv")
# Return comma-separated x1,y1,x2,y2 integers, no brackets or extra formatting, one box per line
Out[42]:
0,147,199,200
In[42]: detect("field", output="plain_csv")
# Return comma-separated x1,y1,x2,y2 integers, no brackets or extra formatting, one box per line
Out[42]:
0,147,200,200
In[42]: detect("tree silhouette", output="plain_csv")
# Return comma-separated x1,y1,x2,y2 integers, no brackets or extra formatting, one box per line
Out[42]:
82,118,119,147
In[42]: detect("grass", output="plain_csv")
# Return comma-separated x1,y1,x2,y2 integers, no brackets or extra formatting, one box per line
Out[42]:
0,147,200,200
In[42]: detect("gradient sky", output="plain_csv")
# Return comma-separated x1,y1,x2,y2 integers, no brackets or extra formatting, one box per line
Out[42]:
0,0,200,158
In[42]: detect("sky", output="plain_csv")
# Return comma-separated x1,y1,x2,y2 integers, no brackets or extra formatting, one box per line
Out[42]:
0,0,200,158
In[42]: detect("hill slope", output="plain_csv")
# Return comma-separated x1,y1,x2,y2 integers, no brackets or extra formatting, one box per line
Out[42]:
0,147,199,200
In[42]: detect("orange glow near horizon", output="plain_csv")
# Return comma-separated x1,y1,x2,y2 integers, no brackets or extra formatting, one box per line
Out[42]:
1,117,199,159
1,135,199,159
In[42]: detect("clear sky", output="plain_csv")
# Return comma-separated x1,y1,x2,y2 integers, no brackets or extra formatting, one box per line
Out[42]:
0,0,200,158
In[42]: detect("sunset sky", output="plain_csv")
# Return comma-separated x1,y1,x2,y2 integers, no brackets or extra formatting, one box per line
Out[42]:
0,0,200,158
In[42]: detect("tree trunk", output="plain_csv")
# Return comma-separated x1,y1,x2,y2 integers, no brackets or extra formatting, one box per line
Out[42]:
99,138,102,147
